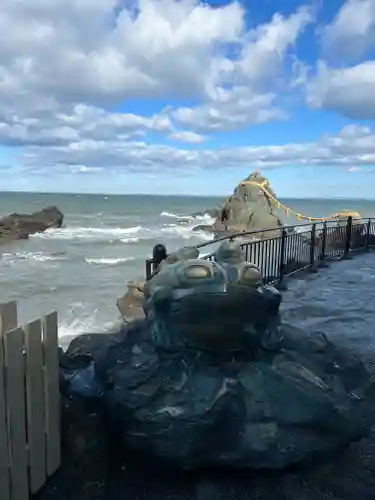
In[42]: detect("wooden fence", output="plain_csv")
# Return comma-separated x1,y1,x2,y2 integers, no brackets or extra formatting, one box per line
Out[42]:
0,301,61,500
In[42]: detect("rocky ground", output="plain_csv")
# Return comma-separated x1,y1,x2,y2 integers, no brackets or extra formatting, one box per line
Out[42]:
35,251,375,500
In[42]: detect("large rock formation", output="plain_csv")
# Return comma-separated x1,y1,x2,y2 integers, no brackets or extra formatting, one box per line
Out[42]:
194,171,283,239
0,205,64,240
60,241,374,471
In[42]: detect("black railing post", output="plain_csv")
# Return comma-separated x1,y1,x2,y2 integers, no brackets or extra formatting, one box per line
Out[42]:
320,222,326,261
309,223,318,272
343,216,353,259
365,218,371,250
318,221,329,267
276,228,287,290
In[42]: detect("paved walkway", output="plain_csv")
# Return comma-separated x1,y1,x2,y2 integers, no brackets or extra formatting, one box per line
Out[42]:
281,251,375,370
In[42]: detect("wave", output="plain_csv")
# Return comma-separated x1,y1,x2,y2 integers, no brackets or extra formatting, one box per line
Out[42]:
194,213,216,223
58,305,119,342
84,257,135,265
160,211,191,220
160,211,215,224
160,223,214,241
29,220,215,244
31,226,144,242
1,251,67,265
120,237,140,244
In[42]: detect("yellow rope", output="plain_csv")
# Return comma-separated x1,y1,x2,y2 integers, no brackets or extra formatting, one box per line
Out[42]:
240,180,334,222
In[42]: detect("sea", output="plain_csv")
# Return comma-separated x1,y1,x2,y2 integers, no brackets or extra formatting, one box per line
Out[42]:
1,192,374,344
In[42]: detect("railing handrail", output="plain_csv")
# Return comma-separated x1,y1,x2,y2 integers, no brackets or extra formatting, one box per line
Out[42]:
145,216,375,282
192,218,364,251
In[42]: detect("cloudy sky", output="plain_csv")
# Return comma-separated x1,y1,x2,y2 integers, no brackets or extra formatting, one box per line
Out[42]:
1,0,375,197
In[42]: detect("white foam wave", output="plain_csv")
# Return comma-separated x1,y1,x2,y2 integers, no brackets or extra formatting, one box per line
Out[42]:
57,303,123,345
160,211,191,220
27,212,216,247
160,223,214,241
1,251,67,264
85,257,135,265
31,225,145,242
194,213,216,224
120,237,140,244
161,211,215,225
29,221,214,244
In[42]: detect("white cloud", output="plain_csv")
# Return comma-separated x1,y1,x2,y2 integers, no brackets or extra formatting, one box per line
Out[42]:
16,125,375,177
0,0,245,110
2,0,375,183
169,131,206,143
322,0,375,61
172,89,285,132
0,0,313,148
307,61,375,119
172,7,313,131
307,0,375,119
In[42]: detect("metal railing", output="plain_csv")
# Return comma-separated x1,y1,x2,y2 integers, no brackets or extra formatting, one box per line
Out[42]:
145,217,375,285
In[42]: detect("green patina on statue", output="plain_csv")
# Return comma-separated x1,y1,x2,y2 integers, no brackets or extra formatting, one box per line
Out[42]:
144,241,282,352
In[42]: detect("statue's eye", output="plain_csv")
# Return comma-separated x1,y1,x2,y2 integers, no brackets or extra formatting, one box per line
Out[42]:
238,265,262,285
185,265,212,279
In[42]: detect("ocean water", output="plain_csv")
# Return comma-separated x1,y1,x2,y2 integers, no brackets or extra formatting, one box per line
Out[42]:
0,192,374,342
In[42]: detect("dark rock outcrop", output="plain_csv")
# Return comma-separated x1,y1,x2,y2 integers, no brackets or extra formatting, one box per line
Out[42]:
0,205,64,240
194,171,283,239
60,241,374,471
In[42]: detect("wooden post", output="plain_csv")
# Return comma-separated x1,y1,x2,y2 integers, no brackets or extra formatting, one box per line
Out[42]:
0,302,18,500
42,312,61,477
3,326,29,500
24,319,47,493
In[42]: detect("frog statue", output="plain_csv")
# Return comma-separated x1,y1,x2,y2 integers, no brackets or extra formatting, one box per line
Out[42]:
62,241,375,470
143,240,283,353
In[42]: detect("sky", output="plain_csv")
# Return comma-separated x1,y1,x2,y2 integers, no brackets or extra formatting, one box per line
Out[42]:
1,0,375,198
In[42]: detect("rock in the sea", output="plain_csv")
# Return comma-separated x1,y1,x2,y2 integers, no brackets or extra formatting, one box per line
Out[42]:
0,205,64,240
61,241,375,470
194,171,283,239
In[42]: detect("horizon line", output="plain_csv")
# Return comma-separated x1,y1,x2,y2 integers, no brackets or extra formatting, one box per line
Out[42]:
0,190,374,201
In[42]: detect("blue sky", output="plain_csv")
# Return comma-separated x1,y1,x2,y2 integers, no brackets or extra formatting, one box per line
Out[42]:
1,0,375,198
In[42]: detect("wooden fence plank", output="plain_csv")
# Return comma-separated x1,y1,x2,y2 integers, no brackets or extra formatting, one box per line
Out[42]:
0,302,18,334
24,319,46,493
0,337,10,500
42,312,61,476
4,327,29,500
0,302,18,500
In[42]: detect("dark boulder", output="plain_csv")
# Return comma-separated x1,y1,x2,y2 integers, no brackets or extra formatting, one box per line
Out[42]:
60,241,375,471
0,205,64,240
